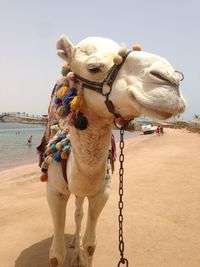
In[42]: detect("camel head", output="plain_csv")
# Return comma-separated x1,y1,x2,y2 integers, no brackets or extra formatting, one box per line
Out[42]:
57,35,186,120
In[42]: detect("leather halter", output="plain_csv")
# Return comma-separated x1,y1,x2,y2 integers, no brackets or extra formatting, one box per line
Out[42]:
75,51,131,118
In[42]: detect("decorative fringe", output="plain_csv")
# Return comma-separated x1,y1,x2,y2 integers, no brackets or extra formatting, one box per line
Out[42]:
56,85,70,99
70,87,87,113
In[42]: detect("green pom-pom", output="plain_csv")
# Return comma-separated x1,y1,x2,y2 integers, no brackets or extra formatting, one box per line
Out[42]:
118,47,127,58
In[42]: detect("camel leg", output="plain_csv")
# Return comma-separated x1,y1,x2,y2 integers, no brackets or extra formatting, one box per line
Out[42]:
71,196,86,267
83,183,110,267
47,183,70,267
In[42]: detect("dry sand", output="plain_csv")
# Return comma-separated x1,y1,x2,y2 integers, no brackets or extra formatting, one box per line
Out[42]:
1,128,200,267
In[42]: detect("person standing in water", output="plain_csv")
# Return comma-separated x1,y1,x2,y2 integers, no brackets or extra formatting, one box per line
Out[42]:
28,135,32,144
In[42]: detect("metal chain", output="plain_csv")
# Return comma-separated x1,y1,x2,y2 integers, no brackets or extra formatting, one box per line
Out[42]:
117,127,129,267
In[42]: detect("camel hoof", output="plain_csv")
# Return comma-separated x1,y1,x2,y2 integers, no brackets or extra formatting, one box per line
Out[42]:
71,249,86,267
50,257,58,267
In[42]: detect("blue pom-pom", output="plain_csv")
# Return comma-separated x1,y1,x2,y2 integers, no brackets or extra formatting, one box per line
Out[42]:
54,97,62,105
53,152,61,162
63,145,71,153
62,139,70,147
63,87,77,105
50,144,57,153
53,119,59,125
56,132,67,142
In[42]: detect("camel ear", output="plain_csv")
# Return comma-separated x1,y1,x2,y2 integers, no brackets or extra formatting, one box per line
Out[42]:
56,35,75,62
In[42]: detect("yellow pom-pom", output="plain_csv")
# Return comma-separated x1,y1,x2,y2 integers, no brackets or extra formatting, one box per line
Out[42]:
132,44,142,51
70,89,87,112
70,96,79,112
118,47,127,57
56,86,70,99
61,151,69,159
40,172,48,182
113,55,123,65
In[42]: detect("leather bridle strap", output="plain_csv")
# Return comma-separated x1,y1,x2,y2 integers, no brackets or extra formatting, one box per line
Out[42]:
75,51,131,118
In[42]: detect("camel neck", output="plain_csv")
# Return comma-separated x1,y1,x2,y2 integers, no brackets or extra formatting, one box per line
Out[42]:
67,115,113,196
70,116,113,166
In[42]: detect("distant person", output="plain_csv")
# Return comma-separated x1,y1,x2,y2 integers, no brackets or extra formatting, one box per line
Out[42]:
156,125,160,136
160,126,164,135
28,135,32,144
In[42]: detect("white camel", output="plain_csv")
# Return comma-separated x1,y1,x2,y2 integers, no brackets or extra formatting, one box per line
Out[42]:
47,35,185,267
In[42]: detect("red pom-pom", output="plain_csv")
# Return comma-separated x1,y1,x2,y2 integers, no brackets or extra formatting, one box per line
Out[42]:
40,172,48,182
116,118,126,126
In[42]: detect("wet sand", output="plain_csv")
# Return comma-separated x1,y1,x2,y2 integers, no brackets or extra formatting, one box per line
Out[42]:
1,128,200,267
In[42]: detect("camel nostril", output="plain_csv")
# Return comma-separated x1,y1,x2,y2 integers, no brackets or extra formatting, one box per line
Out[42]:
149,70,180,86
150,70,171,83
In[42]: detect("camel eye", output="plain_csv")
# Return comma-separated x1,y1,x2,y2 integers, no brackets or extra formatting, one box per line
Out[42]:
87,63,103,74
88,67,101,73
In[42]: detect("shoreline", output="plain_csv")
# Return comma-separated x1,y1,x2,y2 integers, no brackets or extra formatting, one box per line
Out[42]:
0,132,147,175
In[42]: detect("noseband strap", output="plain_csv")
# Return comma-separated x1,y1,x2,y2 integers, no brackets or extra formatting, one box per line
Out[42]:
75,51,131,118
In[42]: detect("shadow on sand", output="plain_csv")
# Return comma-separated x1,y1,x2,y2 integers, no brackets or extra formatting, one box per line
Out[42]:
15,234,74,267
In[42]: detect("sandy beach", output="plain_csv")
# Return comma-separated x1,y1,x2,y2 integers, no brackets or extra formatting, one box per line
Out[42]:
1,128,200,267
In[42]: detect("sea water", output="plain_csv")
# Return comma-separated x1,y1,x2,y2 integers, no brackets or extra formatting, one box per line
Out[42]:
0,122,141,170
0,122,45,170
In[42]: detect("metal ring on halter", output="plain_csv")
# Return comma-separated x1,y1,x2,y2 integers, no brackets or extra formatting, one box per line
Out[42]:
101,83,112,97
175,70,184,81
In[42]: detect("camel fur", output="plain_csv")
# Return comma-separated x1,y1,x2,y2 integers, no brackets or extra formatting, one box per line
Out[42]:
46,35,186,267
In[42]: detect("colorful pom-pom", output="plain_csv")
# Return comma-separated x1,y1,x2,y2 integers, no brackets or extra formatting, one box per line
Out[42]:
61,64,70,76
63,87,77,105
54,97,62,105
45,155,52,165
118,47,127,57
61,151,69,159
45,146,51,155
67,72,76,82
116,118,126,126
132,44,142,51
56,141,63,151
53,119,59,125
53,152,61,162
63,145,71,153
74,111,88,130
50,144,57,153
56,86,70,99
56,106,63,117
70,89,87,113
40,172,48,182
113,55,123,65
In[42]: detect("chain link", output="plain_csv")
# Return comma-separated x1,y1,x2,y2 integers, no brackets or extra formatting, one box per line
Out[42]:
117,127,129,267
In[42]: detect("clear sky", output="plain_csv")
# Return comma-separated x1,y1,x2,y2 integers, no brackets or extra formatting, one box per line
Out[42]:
0,0,199,119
